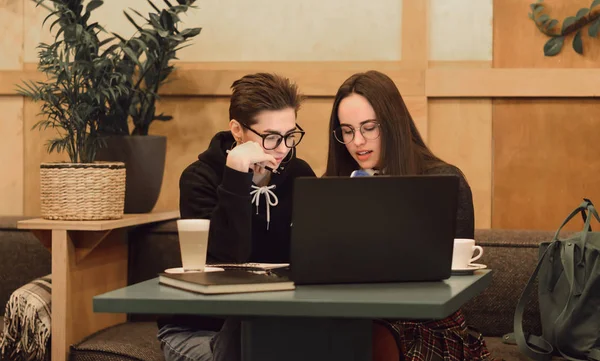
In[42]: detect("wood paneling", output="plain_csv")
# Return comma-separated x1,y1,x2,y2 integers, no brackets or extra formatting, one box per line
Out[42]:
0,0,24,216
1,67,425,97
428,61,492,69
429,99,492,229
492,0,600,231
427,69,600,97
494,0,600,68
405,96,429,140
0,0,23,70
0,70,44,95
0,96,24,215
11,66,600,98
148,97,230,212
492,99,600,231
401,0,429,68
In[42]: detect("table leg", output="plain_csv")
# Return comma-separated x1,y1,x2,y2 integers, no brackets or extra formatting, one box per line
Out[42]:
241,317,372,361
50,229,128,361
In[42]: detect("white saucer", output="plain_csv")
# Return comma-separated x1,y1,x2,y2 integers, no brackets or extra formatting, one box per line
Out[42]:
164,266,224,274
451,263,487,275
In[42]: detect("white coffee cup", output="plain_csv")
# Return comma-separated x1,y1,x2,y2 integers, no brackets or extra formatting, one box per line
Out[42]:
177,219,210,271
452,238,483,269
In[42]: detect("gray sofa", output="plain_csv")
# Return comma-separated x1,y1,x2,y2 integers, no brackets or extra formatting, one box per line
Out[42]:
0,216,565,360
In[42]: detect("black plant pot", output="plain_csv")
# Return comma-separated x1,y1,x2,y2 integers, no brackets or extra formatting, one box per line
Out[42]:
96,135,167,213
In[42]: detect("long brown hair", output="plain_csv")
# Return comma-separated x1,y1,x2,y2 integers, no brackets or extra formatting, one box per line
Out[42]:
324,70,446,176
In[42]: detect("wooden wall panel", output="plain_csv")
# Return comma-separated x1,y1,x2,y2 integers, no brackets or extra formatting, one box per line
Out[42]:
405,96,428,141
0,97,24,215
150,97,230,212
492,0,600,230
401,0,429,68
492,99,600,231
0,0,24,216
428,99,492,229
0,0,23,70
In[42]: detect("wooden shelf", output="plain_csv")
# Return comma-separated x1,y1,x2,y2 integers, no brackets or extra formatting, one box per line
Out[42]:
17,210,180,231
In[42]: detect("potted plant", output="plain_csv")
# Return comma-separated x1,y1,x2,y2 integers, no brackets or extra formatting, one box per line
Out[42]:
95,0,201,214
19,0,129,220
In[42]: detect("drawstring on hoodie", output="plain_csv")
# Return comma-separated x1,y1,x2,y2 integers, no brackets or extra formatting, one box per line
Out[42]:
250,185,279,230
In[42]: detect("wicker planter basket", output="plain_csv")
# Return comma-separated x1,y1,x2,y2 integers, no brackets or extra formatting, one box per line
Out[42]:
40,162,126,221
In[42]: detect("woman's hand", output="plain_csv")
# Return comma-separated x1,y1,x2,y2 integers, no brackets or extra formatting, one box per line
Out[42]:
226,141,277,173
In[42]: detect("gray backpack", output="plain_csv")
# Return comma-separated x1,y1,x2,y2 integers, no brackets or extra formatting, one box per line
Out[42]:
514,199,600,360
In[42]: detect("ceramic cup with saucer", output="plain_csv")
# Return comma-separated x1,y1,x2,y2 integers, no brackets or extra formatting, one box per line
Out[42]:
451,263,487,275
451,238,485,275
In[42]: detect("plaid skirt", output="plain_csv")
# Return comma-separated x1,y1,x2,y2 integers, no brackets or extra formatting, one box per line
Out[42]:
380,310,497,361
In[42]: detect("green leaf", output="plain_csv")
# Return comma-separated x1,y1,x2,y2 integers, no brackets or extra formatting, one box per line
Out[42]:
149,13,162,28
592,0,600,9
534,5,544,15
589,18,600,37
98,36,116,47
146,0,161,13
42,10,59,27
576,8,589,19
129,8,148,21
562,16,577,34
543,36,564,56
546,19,559,31
112,32,128,43
141,32,160,47
124,11,144,31
160,10,175,31
86,0,104,13
573,30,584,54
538,14,550,24
181,28,201,38
123,46,142,66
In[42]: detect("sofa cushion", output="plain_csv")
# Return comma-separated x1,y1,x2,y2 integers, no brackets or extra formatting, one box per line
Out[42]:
70,322,163,361
461,229,556,338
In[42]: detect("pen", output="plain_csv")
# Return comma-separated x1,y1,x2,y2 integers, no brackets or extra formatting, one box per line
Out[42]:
225,150,280,174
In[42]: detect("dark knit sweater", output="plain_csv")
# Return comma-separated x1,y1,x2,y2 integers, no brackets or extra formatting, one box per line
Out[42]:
424,164,475,239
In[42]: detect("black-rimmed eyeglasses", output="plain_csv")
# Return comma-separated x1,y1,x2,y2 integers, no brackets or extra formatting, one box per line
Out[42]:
333,120,381,144
241,123,306,150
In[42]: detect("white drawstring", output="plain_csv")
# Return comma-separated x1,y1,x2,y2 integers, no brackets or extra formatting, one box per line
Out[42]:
250,185,279,230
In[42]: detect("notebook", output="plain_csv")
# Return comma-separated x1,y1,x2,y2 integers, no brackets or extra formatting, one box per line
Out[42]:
158,269,295,295
207,262,289,271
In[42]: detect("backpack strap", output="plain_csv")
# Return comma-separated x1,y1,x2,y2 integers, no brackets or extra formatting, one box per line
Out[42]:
588,349,600,361
514,241,555,361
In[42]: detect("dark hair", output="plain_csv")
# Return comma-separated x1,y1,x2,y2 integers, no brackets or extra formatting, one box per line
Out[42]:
229,73,303,126
324,70,446,176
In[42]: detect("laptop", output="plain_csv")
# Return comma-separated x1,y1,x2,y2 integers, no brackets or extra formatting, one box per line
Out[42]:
289,175,459,285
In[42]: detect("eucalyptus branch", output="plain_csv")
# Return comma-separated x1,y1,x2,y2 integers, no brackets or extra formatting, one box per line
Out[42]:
529,0,600,55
